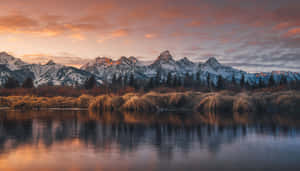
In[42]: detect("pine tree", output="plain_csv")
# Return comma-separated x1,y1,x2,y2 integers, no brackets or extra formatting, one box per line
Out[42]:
232,75,236,86
177,76,182,87
166,72,172,87
217,75,224,90
123,74,128,87
190,73,195,88
147,77,154,89
129,73,135,87
268,74,275,87
196,71,200,81
280,75,287,85
240,74,245,88
173,75,177,87
112,74,117,85
84,75,97,89
4,77,19,89
116,75,122,88
258,77,264,88
22,77,34,89
206,73,211,87
195,71,202,88
155,71,161,86
184,73,192,87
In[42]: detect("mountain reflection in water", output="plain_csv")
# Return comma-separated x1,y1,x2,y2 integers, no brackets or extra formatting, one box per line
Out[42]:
0,110,300,171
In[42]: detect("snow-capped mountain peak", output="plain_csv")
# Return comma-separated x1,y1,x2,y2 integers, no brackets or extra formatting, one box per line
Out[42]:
0,51,298,87
205,57,221,67
128,56,139,64
45,60,56,65
0,51,27,70
178,57,194,65
95,57,113,65
156,50,174,62
117,56,132,65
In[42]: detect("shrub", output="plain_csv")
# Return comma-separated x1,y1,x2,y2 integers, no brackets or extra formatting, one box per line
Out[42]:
195,94,234,114
122,95,157,112
77,94,93,108
233,93,255,113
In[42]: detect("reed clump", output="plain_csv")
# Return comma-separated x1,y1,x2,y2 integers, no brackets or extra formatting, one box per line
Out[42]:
0,91,299,115
233,93,255,113
195,93,234,114
122,95,157,112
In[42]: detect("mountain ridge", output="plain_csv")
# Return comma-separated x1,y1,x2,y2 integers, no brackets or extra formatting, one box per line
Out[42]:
0,51,299,87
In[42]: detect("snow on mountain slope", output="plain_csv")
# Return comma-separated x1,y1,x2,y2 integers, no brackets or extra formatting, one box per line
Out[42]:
0,64,34,85
0,52,28,70
148,51,199,78
150,50,181,72
0,53,102,86
25,60,102,86
81,56,148,81
80,50,300,85
0,51,299,87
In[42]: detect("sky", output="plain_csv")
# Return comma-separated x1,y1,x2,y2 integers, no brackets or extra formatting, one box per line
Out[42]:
0,0,300,72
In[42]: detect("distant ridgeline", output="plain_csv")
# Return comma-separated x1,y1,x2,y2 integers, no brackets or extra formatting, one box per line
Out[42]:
0,51,299,90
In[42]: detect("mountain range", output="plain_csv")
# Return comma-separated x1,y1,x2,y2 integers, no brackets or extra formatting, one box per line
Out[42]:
0,51,299,87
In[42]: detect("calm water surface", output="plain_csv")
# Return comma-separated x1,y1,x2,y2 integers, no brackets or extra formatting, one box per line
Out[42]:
0,110,300,171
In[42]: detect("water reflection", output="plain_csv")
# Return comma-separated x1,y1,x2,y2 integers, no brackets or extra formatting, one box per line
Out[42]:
0,110,299,170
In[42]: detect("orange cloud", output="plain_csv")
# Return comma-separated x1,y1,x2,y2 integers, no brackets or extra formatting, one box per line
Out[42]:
145,33,157,39
159,8,185,19
186,20,204,27
21,53,91,67
111,29,129,37
69,33,85,40
0,12,100,37
285,27,300,37
97,29,129,43
64,23,97,32
0,14,38,33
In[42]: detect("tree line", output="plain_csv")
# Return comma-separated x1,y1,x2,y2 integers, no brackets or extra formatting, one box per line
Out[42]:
2,71,299,93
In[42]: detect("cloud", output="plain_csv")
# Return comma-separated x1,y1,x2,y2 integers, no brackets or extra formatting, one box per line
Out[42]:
0,11,101,37
1,0,300,72
186,20,204,27
111,29,129,37
21,53,91,67
144,33,157,39
97,29,129,43
285,27,300,37
69,33,85,40
0,14,38,33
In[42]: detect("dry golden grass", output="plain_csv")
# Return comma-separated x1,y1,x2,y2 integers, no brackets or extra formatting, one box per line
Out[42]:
0,91,300,115
233,93,255,113
0,95,92,109
122,95,157,112
195,93,234,114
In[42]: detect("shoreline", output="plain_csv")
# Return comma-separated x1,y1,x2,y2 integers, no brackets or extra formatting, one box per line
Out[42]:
0,90,299,115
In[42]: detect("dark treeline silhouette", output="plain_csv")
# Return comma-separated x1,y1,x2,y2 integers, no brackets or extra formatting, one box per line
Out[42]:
0,72,300,97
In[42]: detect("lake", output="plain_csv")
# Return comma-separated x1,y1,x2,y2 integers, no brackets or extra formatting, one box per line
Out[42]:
0,110,300,171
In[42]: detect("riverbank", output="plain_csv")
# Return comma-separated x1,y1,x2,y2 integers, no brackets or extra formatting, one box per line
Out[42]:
0,91,300,116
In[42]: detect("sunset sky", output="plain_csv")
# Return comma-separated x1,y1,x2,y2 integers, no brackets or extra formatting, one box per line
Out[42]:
0,0,300,72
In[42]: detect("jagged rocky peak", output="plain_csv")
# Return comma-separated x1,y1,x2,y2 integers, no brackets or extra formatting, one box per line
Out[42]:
0,52,16,61
45,60,56,65
94,57,113,65
128,56,139,63
0,51,10,57
205,57,221,67
157,50,174,61
178,57,194,65
0,52,27,70
116,56,131,64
